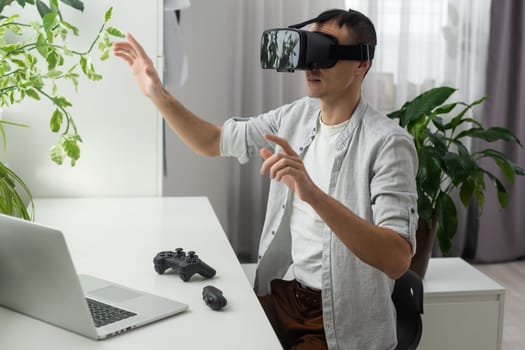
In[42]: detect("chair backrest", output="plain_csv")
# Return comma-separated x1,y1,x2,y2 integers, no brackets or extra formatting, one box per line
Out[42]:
392,269,424,350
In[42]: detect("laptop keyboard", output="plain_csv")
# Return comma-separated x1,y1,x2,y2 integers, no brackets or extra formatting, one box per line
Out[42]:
86,298,137,328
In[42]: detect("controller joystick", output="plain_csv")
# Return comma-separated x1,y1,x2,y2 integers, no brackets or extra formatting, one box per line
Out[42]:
153,248,216,282
175,248,185,258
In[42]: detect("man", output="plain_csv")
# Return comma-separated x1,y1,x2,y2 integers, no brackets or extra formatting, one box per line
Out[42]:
113,8,417,350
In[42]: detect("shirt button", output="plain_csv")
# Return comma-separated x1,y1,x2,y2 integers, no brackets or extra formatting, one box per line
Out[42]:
258,255,262,261
410,208,415,214
299,147,303,151
282,204,286,209
271,230,276,235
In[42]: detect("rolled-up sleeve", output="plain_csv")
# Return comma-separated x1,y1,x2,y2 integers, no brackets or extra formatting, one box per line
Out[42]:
220,108,282,164
370,134,418,253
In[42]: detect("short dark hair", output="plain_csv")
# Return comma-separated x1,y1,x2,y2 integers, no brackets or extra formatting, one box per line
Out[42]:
315,9,377,47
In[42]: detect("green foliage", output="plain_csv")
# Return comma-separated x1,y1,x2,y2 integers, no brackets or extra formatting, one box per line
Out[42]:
0,159,34,219
388,86,524,254
0,0,124,220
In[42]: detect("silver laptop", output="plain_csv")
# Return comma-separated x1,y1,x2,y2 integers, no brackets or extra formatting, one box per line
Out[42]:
0,213,188,340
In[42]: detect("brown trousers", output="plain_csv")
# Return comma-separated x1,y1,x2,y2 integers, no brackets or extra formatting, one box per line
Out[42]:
258,279,328,350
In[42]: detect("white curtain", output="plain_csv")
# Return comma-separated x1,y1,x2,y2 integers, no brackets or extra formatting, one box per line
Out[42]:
347,0,491,255
228,0,344,261
227,0,491,260
345,0,491,111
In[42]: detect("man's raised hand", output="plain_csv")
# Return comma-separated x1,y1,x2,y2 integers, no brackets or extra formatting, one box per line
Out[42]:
112,33,163,99
260,133,318,203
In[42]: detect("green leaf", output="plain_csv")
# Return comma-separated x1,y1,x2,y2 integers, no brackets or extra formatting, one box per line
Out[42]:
417,191,433,224
483,170,509,208
46,50,58,70
473,171,486,212
25,88,40,100
425,130,448,156
513,164,525,176
11,58,26,67
60,20,79,36
100,50,109,61
46,69,62,78
0,124,6,159
50,108,63,132
434,102,457,115
104,6,113,23
476,149,516,183
417,146,442,196
446,96,486,131
448,117,483,131
404,86,457,127
25,52,36,66
79,56,88,75
106,26,125,38
60,0,84,12
50,143,64,165
63,45,73,56
0,163,34,220
451,139,470,158
63,136,80,166
36,33,48,58
53,96,72,107
459,179,474,207
457,127,523,146
36,0,51,18
49,0,59,13
435,191,457,254
443,152,470,186
1,43,23,53
43,12,59,31
431,116,445,132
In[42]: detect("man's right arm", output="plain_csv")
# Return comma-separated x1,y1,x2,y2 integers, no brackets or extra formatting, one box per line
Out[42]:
150,86,222,157
113,33,221,157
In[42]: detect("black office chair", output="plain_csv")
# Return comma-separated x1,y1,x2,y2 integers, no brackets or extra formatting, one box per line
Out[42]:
392,269,424,350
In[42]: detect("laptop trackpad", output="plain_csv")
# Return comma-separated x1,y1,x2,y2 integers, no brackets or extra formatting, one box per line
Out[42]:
90,285,143,303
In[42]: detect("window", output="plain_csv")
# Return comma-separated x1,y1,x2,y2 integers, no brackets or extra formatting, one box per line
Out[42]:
346,0,490,113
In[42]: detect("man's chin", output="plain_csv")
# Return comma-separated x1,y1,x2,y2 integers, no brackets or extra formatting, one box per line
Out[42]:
306,89,322,99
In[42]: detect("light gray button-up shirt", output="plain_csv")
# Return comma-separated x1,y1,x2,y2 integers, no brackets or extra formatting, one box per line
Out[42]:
220,96,418,350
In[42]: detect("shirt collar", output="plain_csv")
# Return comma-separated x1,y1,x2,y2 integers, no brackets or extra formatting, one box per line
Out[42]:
335,97,368,151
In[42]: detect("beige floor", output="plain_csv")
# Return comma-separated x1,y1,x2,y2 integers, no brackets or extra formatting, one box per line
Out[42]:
474,260,525,350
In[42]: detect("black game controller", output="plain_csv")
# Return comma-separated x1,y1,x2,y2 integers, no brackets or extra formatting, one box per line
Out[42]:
202,285,227,311
153,248,216,282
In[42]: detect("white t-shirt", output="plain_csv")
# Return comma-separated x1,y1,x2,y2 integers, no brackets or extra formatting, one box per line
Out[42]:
290,117,350,290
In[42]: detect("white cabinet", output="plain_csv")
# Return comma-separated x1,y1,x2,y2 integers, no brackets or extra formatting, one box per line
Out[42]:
421,258,505,350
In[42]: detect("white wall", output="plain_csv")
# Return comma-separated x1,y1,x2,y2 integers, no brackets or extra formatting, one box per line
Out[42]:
3,0,239,233
4,0,163,200
162,0,240,234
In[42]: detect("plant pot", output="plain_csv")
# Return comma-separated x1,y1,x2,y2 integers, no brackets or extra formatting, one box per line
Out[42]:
409,217,437,279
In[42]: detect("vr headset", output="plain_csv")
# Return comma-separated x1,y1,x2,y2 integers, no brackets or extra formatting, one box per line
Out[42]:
260,17,375,72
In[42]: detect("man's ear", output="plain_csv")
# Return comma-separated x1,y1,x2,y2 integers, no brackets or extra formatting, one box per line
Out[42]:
357,60,371,75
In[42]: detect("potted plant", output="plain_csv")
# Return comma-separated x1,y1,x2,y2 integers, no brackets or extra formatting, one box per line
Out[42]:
388,86,525,277
0,0,123,220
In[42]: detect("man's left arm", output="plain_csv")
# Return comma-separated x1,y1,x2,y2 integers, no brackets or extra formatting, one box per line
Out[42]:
260,133,415,280
306,190,412,280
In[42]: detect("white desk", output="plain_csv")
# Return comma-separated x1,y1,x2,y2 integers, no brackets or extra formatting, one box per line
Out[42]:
421,258,505,350
0,197,282,350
